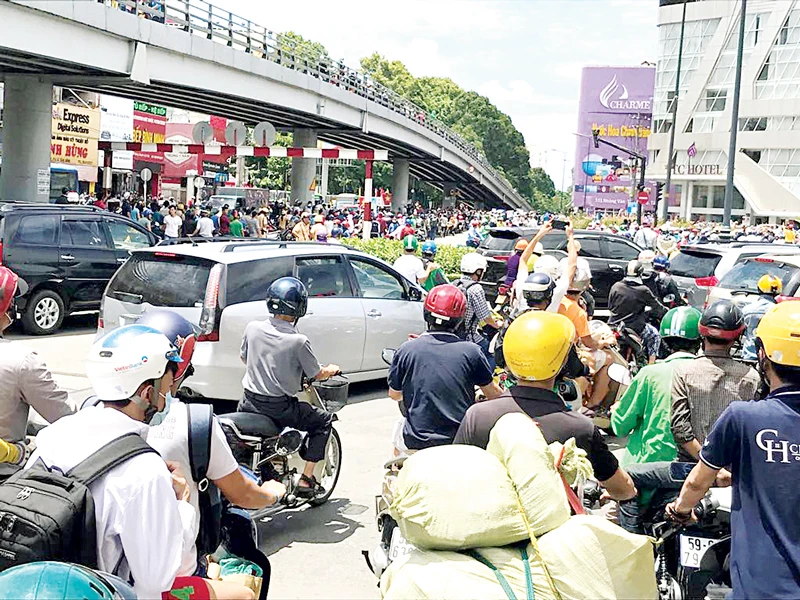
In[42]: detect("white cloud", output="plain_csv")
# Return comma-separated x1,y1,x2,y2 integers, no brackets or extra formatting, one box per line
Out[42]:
477,80,568,107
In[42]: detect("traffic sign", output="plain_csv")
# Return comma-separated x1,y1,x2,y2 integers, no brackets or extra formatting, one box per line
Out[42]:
637,190,650,204
193,176,206,189
192,121,214,144
225,121,247,146
139,168,152,182
253,121,277,147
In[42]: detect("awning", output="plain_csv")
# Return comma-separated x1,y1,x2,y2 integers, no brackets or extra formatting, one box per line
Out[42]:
735,151,800,218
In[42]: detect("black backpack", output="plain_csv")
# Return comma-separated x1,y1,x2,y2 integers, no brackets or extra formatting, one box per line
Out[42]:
453,279,480,339
188,403,223,555
0,433,155,570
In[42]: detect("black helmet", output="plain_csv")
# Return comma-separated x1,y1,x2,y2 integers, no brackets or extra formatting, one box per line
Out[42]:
266,277,308,318
136,310,197,379
520,272,555,305
699,299,745,341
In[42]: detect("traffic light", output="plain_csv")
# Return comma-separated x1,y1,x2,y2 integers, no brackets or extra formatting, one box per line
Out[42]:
592,127,600,149
655,182,664,205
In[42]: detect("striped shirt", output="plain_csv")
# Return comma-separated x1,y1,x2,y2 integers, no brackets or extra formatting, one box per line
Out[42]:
457,277,491,344
670,351,759,462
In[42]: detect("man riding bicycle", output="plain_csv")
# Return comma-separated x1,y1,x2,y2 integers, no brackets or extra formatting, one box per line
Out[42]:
239,277,339,498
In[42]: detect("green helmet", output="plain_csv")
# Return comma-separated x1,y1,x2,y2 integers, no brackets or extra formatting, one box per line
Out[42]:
660,306,702,340
402,235,419,251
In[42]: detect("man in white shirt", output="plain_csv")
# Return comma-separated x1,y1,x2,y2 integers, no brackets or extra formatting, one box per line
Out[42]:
634,221,658,250
26,325,197,600
192,208,215,238
393,235,437,286
164,205,183,239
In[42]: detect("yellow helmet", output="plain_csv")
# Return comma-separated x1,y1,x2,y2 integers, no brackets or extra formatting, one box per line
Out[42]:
756,301,800,367
757,274,782,296
503,311,575,381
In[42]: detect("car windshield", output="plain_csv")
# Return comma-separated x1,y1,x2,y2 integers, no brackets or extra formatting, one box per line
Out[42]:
106,254,213,307
718,259,798,293
670,250,723,278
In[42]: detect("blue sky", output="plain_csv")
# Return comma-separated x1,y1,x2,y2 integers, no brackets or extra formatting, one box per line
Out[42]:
222,0,658,189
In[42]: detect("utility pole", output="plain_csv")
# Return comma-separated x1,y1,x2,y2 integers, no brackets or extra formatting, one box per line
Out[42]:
723,0,747,226
593,128,647,224
662,0,688,225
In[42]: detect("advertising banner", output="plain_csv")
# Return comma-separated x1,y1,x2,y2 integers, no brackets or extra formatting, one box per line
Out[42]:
133,100,167,166
99,95,134,142
572,66,655,212
50,103,100,168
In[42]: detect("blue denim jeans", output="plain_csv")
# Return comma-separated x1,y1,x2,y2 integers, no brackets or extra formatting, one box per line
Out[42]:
618,461,695,534
641,323,661,358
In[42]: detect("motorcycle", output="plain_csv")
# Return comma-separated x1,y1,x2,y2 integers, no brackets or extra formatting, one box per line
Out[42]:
613,321,648,375
217,375,346,520
652,488,732,600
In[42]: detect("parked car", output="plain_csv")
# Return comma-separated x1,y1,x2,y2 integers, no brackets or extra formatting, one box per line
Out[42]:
0,202,158,334
477,227,642,310
98,240,427,402
669,243,800,307
706,254,800,308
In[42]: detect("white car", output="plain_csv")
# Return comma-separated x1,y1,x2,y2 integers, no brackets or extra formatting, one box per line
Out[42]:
98,240,426,402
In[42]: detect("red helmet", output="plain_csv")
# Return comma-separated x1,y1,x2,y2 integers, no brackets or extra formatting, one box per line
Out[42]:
0,266,26,317
424,284,467,330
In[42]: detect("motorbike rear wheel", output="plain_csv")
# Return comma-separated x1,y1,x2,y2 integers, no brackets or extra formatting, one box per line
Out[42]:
309,427,342,506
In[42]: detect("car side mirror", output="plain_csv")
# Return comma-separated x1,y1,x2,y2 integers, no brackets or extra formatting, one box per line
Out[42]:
407,286,423,302
381,348,397,366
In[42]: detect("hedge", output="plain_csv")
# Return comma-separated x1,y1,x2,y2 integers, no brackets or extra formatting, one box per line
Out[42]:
341,237,472,281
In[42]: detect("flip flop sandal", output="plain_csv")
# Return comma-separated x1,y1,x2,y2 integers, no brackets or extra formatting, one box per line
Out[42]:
296,474,325,498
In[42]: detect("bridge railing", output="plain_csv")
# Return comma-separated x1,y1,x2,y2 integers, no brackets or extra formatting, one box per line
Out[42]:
100,0,519,199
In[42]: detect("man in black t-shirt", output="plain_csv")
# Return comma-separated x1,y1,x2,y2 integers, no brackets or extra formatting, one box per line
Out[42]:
388,284,503,450
455,310,637,501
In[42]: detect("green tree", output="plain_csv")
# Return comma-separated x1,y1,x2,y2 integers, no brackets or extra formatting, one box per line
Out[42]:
530,167,556,197
246,132,292,190
277,31,329,64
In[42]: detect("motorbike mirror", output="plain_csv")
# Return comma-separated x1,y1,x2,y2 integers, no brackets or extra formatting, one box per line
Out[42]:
608,363,632,386
275,428,303,456
407,286,423,302
381,348,397,366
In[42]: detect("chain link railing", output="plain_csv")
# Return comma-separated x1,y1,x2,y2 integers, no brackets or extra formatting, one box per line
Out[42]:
95,0,520,200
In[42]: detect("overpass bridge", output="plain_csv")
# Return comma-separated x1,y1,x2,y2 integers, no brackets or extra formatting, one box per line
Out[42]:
0,0,529,209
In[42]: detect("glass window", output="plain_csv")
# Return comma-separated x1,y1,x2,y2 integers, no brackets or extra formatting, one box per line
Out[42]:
712,186,725,209
350,258,406,300
296,256,353,297
733,188,746,210
225,257,293,306
61,220,107,248
479,234,517,252
107,255,212,307
718,259,798,292
704,89,727,112
106,220,151,251
575,237,602,258
692,186,709,208
670,250,723,278
12,215,59,245
605,240,640,261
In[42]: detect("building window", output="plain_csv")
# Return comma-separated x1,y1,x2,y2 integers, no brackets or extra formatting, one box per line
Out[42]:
685,119,693,133
712,186,725,209
733,188,746,210
742,149,762,163
704,89,727,112
738,118,767,131
655,119,673,134
692,185,709,208
758,57,770,81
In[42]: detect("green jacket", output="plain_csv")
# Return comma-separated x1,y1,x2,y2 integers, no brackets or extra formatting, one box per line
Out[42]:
611,352,696,468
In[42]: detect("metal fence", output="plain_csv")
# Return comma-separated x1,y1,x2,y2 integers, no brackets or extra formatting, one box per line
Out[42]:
101,0,517,195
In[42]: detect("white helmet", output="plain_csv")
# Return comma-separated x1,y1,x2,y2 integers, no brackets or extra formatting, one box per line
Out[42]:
533,254,560,279
86,325,182,402
532,242,544,256
460,252,488,275
638,249,656,268
560,257,592,292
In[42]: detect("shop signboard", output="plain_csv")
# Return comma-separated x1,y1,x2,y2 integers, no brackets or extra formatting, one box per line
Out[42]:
50,103,100,168
133,100,167,166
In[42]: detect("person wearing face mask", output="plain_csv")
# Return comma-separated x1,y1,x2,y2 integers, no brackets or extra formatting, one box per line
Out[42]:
0,267,74,480
141,311,285,591
24,325,205,599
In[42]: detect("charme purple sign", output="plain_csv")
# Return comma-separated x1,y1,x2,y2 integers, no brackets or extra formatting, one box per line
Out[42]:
572,66,655,212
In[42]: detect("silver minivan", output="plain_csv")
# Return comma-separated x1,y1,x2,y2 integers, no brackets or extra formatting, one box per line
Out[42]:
99,240,426,402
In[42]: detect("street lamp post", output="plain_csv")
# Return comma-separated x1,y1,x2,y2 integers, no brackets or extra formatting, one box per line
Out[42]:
723,0,747,226
662,0,688,225
546,148,568,192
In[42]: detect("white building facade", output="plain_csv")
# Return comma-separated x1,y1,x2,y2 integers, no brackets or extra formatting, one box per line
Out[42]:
649,0,800,223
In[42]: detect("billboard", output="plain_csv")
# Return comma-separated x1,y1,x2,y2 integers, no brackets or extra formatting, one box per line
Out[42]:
50,103,100,168
572,66,655,212
133,100,167,167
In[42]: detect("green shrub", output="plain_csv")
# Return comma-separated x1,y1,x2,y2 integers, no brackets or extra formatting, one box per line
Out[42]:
341,237,473,276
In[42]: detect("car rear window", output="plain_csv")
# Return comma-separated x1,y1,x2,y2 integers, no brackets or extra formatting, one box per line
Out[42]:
107,253,213,307
225,257,293,306
670,250,723,278
479,231,563,252
718,259,799,293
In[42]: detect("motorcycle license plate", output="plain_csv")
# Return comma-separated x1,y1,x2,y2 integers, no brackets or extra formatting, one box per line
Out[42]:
680,535,714,568
389,527,415,561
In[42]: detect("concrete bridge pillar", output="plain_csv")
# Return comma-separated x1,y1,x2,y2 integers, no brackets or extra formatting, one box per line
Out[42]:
291,128,317,205
0,76,53,203
391,159,409,212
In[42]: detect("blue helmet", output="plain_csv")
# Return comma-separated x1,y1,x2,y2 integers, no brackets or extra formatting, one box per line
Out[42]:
266,277,308,318
653,255,670,271
0,562,136,600
421,241,437,255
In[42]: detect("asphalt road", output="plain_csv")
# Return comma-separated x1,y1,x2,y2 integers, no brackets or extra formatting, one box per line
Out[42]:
6,314,393,599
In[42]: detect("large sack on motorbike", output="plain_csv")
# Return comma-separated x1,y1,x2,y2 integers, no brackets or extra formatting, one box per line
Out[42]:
538,514,657,599
380,545,557,600
486,413,571,537
390,445,528,550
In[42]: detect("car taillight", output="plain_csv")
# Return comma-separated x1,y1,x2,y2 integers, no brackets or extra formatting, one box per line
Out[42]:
695,275,719,287
494,255,509,262
0,240,4,265
776,295,800,303
97,295,105,330
754,257,774,263
198,264,223,342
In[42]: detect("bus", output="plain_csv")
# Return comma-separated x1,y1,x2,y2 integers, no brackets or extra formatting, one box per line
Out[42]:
0,160,79,202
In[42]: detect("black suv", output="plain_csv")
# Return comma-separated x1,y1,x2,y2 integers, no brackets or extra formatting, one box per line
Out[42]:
478,227,643,310
0,202,158,334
